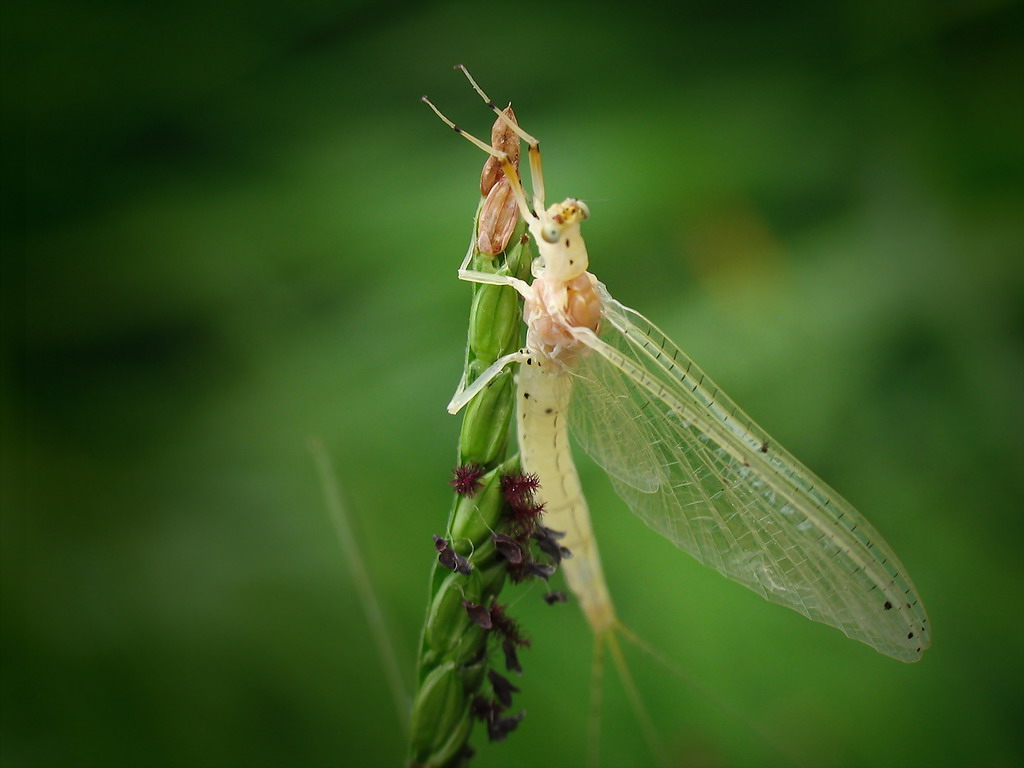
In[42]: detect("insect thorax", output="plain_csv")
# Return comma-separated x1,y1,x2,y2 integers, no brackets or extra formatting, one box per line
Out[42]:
524,272,602,364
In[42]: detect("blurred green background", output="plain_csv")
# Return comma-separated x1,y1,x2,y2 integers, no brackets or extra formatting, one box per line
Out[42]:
3,1,1022,766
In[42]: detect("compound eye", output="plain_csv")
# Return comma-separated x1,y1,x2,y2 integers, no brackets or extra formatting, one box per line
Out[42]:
541,224,560,243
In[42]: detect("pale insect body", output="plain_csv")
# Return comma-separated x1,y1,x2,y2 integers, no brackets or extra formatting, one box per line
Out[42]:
426,68,930,663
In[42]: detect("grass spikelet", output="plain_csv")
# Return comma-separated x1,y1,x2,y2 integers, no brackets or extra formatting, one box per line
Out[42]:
408,108,547,767
449,463,486,496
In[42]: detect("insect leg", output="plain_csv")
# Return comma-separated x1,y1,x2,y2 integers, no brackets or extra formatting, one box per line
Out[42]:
447,349,529,414
455,269,531,303
422,95,534,223
455,65,546,212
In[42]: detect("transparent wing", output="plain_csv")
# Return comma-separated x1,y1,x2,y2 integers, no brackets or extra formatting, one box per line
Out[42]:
566,283,930,662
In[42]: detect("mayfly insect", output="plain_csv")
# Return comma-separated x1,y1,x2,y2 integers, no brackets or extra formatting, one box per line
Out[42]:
423,68,930,667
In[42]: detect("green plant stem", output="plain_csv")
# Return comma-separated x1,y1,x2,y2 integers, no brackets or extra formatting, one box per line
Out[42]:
406,206,530,768
308,437,409,735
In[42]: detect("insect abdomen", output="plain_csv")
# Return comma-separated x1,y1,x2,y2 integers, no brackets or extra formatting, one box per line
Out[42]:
518,359,616,632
